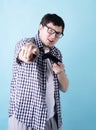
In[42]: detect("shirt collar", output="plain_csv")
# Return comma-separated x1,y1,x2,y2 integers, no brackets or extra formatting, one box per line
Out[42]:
34,34,44,49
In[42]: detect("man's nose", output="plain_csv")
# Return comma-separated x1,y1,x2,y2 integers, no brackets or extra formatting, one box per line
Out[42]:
51,33,56,39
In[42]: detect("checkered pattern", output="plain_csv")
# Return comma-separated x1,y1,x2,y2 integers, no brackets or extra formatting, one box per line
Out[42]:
9,34,62,130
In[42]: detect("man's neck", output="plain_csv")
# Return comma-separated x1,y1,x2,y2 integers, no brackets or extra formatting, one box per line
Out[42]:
43,46,50,51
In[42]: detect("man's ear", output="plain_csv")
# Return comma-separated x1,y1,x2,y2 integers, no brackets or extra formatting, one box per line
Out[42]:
39,24,43,31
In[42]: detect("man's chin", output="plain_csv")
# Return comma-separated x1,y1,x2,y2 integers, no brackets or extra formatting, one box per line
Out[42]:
43,43,52,48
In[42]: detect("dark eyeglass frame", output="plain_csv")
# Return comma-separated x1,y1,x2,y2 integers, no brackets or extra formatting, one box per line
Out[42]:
45,25,64,38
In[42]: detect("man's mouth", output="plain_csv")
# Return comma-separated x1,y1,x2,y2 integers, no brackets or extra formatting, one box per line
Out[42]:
48,39,54,43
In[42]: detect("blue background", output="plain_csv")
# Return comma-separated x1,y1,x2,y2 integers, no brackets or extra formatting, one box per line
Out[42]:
0,0,96,130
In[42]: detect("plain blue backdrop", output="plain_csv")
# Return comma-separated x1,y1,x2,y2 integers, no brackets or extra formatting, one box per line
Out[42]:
0,0,96,130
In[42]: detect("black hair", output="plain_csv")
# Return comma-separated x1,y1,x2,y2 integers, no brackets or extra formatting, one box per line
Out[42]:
40,13,65,34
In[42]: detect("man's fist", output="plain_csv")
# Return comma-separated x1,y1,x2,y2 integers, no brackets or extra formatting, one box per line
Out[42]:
18,42,39,63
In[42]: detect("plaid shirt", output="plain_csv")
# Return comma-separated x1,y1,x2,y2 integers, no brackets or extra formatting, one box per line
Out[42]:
9,34,62,130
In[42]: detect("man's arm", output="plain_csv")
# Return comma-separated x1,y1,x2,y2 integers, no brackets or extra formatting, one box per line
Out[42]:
52,62,69,92
57,71,69,92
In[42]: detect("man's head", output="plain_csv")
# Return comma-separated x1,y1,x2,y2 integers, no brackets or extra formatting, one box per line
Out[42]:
40,13,65,35
39,13,65,48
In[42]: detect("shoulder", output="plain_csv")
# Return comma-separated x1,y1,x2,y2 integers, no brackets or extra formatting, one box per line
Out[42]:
52,46,62,61
18,37,35,44
15,37,35,47
52,46,62,55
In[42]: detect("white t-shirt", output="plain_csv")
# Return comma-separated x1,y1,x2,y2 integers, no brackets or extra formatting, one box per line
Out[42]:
45,49,55,120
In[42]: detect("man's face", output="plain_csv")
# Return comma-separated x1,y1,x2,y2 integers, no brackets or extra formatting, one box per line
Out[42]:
39,22,63,48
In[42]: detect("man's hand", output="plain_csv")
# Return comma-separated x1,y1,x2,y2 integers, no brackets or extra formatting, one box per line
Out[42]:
52,62,64,75
18,42,39,63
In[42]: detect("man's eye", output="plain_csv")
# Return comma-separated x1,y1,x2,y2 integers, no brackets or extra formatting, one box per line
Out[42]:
49,29,54,33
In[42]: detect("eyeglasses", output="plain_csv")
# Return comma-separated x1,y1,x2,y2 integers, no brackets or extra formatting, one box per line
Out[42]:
45,25,63,38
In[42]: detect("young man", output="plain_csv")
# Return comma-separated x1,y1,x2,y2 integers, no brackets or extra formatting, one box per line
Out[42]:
8,13,69,130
